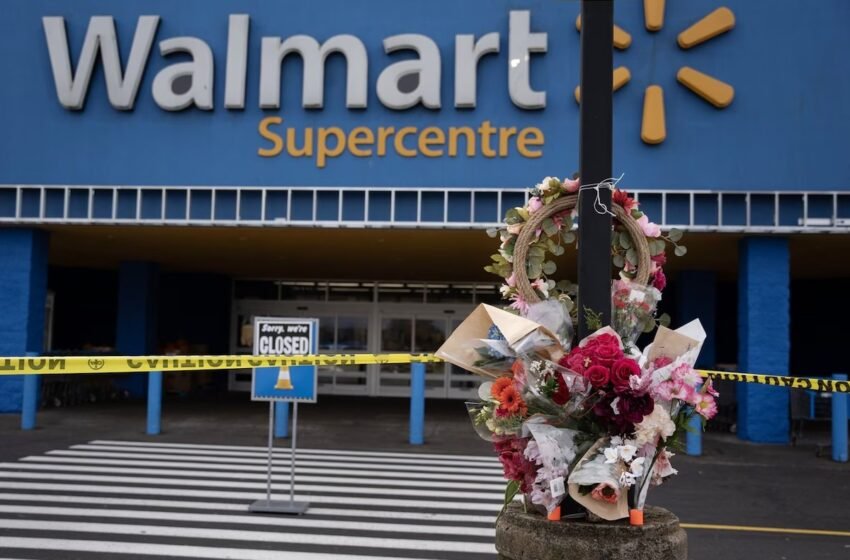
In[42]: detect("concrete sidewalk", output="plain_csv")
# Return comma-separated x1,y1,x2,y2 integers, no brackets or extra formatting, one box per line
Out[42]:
1,395,848,559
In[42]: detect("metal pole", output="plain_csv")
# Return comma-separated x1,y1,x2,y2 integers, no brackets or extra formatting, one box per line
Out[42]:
577,0,614,338
266,401,274,503
833,373,848,463
290,402,298,504
146,371,162,436
409,362,425,445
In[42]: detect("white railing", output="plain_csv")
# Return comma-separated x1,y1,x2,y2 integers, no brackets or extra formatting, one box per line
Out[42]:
1,184,849,233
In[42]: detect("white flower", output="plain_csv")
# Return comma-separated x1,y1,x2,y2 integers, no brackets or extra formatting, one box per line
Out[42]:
618,444,638,462
499,284,511,297
537,176,558,193
633,404,677,447
630,457,646,478
478,382,493,401
610,435,624,447
610,396,621,415
603,447,620,464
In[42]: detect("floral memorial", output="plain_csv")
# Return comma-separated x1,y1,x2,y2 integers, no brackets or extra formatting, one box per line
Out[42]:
437,177,716,525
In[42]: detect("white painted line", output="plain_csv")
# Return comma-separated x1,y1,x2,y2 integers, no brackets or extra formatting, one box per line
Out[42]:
70,444,502,469
0,518,497,554
3,462,505,491
0,493,498,523
49,449,502,475
0,537,456,560
0,505,496,537
21,455,507,483
90,440,496,462
0,471,501,501
0,482,503,512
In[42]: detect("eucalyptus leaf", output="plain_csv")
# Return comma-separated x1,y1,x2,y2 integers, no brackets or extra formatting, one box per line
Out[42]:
642,320,656,333
619,234,632,250
613,254,625,268
543,260,557,275
542,218,558,237
551,243,565,256
626,248,637,266
486,227,499,238
491,253,507,264
668,228,684,243
674,245,688,257
631,209,644,219
611,231,620,247
658,313,672,327
529,246,546,258
528,261,543,279
562,231,576,244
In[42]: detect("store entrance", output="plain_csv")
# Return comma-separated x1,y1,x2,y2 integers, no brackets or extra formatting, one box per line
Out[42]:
229,280,501,399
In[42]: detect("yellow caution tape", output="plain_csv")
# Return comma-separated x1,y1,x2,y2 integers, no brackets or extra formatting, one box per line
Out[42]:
0,354,847,393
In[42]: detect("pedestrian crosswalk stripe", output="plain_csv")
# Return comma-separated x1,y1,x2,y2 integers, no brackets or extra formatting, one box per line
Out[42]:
0,537,463,560
48,448,502,475
21,455,507,482
2,462,506,491
0,494,497,523
90,439,497,462
0,440,504,559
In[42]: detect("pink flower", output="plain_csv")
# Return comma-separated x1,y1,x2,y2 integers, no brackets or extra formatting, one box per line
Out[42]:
528,197,543,213
694,393,718,420
509,293,529,314
506,272,517,288
591,482,620,504
562,177,580,193
637,215,662,238
652,269,667,291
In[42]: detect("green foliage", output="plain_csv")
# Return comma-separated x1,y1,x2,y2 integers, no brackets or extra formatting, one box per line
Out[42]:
584,306,603,332
499,479,522,518
674,245,688,257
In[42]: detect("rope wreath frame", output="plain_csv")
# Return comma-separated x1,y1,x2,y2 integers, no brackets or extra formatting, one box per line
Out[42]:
511,194,652,305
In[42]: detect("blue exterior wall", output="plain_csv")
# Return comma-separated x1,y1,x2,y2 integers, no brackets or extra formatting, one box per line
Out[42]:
0,229,49,412
737,237,790,443
0,0,848,190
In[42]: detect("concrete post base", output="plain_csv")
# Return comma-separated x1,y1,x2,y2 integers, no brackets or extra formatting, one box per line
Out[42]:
495,503,687,560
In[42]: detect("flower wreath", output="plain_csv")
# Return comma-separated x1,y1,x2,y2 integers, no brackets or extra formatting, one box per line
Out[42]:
484,176,687,324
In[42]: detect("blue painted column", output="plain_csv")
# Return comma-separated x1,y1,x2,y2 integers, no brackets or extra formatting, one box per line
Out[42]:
274,401,290,438
832,373,848,463
737,238,790,443
146,371,163,435
0,229,49,414
115,262,159,398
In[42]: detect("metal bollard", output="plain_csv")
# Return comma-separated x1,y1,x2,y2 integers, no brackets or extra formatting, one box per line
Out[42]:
21,352,40,430
832,373,848,463
686,412,702,456
409,362,426,445
275,401,290,438
146,371,163,435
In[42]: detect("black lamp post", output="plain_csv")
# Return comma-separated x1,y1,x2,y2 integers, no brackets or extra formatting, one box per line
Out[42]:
577,0,614,338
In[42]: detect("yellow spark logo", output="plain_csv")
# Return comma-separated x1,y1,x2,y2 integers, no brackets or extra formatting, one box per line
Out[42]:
575,1,736,144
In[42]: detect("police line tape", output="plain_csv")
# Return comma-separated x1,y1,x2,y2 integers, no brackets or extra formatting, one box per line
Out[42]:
0,354,847,393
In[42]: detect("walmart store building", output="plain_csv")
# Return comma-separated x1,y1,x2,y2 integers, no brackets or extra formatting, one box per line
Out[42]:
1,0,849,443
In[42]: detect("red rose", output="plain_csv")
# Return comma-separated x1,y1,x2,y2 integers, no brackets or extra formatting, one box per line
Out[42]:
585,365,610,388
583,334,624,367
559,349,589,375
611,358,640,389
552,373,571,405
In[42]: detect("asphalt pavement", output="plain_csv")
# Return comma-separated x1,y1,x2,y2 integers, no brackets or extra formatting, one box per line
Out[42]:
0,394,848,559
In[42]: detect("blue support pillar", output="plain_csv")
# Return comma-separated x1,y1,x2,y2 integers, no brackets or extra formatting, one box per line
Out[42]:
676,271,717,369
115,262,159,398
832,373,848,463
409,363,425,445
0,229,48,414
686,413,702,456
274,401,290,439
737,237,790,443
146,371,162,435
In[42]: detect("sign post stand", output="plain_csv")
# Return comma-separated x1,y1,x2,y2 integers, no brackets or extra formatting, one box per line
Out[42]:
248,316,318,516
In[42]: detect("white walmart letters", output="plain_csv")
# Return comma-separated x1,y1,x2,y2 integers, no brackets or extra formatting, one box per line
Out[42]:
42,11,548,112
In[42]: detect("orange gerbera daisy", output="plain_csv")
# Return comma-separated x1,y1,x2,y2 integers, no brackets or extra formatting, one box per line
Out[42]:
498,386,527,416
491,376,513,399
